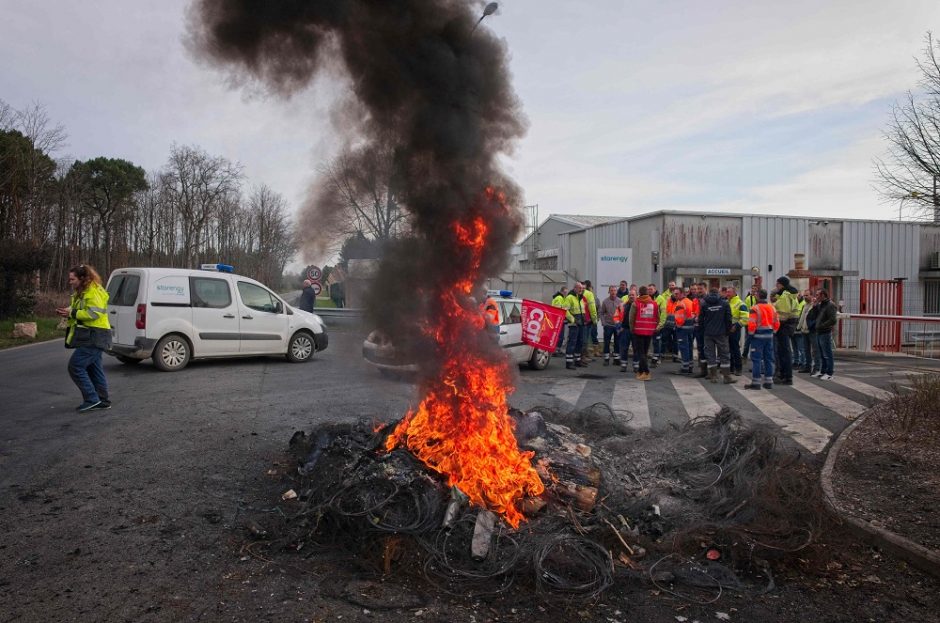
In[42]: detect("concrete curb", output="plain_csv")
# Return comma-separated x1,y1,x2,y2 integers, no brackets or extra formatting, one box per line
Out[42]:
821,408,940,579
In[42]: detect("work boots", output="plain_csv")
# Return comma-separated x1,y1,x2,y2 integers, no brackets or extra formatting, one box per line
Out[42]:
722,369,736,384
694,362,708,378
707,366,719,383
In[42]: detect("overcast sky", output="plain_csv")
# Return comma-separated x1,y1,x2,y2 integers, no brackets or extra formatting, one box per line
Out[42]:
3,0,939,248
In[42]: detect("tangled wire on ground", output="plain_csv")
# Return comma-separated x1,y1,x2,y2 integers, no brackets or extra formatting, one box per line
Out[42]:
660,407,823,561
257,404,823,604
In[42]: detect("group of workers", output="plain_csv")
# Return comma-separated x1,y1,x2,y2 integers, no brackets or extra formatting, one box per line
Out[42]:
550,276,839,389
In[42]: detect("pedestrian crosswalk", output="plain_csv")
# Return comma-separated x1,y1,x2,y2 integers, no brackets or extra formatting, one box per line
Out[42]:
518,366,900,454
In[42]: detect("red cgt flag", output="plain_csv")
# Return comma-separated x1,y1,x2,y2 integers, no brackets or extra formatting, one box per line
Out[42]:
521,299,566,352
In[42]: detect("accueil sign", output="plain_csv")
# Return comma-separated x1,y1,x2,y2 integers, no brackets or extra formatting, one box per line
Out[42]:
596,248,632,290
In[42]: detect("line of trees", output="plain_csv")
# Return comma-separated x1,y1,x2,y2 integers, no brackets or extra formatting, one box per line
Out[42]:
0,100,296,318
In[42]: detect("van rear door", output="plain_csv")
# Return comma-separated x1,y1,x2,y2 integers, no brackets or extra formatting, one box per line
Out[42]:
106,270,143,347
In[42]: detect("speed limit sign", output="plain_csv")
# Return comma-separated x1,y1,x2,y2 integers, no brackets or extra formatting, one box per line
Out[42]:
306,265,322,282
311,282,322,296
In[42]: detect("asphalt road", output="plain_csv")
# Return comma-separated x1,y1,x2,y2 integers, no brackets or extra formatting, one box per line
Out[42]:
0,330,932,621
0,328,416,622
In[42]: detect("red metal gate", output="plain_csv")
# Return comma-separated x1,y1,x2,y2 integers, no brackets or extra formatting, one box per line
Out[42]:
859,279,904,351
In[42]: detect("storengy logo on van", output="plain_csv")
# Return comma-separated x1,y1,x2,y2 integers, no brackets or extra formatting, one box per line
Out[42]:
600,255,629,263
156,284,186,296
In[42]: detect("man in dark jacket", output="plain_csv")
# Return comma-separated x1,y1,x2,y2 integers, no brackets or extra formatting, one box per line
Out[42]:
699,288,735,383
813,290,838,380
299,279,316,312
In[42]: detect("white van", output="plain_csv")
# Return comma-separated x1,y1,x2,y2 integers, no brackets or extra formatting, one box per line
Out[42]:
105,265,328,371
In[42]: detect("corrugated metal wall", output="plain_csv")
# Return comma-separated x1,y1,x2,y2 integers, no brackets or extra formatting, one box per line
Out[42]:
582,220,630,285
662,215,741,267
808,222,842,269
741,217,808,288
842,221,921,315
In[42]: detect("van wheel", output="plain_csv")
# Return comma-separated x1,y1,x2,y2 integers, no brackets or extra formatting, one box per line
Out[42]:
529,348,551,370
153,334,191,371
287,332,315,363
115,355,140,365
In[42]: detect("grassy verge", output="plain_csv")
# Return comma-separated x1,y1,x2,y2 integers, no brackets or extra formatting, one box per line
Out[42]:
0,317,63,350
314,297,337,309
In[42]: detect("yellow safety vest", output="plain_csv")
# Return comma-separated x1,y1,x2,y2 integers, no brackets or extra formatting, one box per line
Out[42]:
66,282,111,346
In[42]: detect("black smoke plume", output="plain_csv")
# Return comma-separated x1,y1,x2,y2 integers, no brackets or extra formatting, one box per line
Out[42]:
187,0,526,371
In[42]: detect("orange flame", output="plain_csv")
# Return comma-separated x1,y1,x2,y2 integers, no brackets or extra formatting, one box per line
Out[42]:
385,188,544,528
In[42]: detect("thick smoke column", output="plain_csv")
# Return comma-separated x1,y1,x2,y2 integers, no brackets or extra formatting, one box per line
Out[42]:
187,0,526,368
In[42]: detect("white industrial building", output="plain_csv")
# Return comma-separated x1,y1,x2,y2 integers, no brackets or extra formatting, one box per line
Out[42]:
511,210,940,318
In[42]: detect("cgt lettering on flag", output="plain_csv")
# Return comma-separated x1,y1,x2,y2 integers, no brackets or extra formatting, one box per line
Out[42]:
520,299,566,352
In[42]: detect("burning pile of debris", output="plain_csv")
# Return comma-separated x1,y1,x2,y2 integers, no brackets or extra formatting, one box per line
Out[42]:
186,0,823,603
258,405,822,602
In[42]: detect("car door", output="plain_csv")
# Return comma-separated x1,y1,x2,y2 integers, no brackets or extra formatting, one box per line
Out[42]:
190,275,240,356
498,300,528,362
235,280,289,354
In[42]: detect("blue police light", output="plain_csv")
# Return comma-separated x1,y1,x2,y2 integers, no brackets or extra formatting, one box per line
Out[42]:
200,263,235,273
486,289,513,298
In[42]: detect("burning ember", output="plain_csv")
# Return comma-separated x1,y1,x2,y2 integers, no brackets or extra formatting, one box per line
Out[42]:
385,189,544,528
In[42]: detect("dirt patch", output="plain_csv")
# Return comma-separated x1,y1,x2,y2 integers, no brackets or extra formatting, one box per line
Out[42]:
832,374,940,551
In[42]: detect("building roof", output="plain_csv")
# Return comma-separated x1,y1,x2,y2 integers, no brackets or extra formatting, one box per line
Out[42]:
552,209,940,233
549,214,622,228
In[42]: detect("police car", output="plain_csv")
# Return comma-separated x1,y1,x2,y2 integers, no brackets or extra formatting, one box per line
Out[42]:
105,264,328,371
362,291,552,374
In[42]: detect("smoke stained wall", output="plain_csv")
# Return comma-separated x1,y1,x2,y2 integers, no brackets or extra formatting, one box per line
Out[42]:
187,0,527,369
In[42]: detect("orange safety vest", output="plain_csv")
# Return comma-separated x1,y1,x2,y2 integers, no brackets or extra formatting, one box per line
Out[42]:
748,302,780,336
673,298,694,327
483,297,499,325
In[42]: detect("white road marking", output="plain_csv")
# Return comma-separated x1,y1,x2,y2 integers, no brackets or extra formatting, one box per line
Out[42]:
669,376,721,420
548,378,588,407
612,380,650,429
825,375,893,401
733,386,832,453
841,370,926,379
791,377,867,421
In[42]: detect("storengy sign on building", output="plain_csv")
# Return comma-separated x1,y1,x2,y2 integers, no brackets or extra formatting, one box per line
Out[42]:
597,248,632,290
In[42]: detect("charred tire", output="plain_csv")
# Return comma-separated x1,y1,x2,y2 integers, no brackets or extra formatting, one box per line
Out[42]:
529,348,551,370
115,355,141,365
152,334,191,372
287,331,316,363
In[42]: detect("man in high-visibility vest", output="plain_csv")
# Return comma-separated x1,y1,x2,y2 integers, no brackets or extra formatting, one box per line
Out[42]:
563,282,588,369
724,285,749,376
773,276,800,385
791,291,808,370
479,295,500,341
551,287,569,355
671,287,696,374
582,280,599,360
655,286,672,363
628,286,661,380
744,289,780,390
742,283,760,371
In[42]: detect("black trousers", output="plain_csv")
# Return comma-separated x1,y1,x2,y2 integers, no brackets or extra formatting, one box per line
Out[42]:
633,334,652,373
775,331,793,381
729,326,742,372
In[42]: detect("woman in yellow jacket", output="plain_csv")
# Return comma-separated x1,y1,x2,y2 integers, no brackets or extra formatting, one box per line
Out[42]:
56,264,112,412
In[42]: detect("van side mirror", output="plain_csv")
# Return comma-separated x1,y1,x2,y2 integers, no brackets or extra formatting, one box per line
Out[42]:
274,301,283,314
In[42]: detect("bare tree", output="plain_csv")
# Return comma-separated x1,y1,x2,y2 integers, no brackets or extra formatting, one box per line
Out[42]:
302,142,409,257
163,144,242,267
876,33,940,222
252,185,296,284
